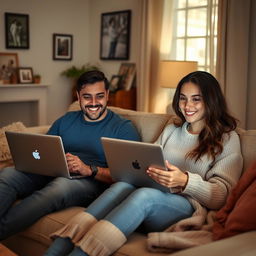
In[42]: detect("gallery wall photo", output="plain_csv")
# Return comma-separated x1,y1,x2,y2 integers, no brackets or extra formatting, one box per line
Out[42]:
100,10,131,60
5,12,29,49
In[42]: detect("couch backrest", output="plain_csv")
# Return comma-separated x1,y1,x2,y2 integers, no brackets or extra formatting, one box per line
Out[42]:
109,106,172,143
68,101,256,172
68,101,173,143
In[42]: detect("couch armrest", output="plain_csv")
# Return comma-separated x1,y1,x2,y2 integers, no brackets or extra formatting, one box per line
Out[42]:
25,125,50,134
170,231,256,256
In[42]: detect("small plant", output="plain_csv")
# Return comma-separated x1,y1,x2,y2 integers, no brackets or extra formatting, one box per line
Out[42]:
33,74,41,83
61,63,101,102
34,74,41,79
61,63,101,79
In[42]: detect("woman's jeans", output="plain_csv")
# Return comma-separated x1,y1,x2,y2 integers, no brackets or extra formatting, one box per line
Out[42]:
0,167,108,240
45,182,194,256
87,181,194,236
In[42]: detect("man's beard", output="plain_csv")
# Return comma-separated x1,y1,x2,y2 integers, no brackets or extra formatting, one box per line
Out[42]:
83,104,107,121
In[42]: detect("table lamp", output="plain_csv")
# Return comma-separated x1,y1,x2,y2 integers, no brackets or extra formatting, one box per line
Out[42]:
159,60,198,88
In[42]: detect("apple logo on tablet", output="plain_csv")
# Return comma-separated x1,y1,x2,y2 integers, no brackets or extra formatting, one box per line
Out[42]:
132,160,141,169
32,150,40,160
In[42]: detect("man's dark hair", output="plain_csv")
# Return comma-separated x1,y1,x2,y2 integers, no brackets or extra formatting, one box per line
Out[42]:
76,70,109,92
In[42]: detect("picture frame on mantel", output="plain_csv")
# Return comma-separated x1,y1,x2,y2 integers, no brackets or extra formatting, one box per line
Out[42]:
118,63,136,91
53,33,73,61
100,10,131,60
5,12,29,49
0,52,19,84
109,75,122,92
18,67,33,84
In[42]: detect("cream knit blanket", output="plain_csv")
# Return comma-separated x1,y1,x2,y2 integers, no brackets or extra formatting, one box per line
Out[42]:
147,200,216,253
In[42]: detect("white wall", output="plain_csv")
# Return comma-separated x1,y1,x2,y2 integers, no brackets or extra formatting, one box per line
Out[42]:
0,0,141,126
0,0,91,125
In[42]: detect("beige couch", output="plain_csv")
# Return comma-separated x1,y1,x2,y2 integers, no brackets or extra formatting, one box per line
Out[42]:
1,102,256,256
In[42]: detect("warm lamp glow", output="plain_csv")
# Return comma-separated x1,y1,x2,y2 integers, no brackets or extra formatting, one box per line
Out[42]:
159,60,198,88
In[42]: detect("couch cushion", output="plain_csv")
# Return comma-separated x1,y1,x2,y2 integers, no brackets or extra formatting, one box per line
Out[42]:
67,101,80,112
236,129,256,173
25,125,50,134
16,207,84,246
169,232,256,256
0,122,26,162
0,122,27,170
5,206,168,256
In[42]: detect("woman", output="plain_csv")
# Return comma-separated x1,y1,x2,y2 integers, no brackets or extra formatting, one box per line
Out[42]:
44,71,243,256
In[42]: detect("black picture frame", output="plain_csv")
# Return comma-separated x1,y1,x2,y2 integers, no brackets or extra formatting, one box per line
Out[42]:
100,10,131,60
53,34,73,61
5,12,29,49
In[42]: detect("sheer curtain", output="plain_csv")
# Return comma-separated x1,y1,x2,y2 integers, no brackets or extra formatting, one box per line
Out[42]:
137,0,164,112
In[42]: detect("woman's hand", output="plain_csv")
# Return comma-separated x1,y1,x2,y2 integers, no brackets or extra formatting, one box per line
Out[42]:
65,153,92,176
147,160,188,189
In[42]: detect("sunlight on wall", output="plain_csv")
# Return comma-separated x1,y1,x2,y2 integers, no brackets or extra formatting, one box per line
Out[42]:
160,0,174,58
153,88,175,114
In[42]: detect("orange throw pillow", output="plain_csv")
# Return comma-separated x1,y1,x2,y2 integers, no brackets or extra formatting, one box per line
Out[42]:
213,161,256,240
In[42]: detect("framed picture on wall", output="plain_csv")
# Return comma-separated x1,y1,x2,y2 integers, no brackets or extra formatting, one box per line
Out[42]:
53,34,73,60
5,12,29,49
0,52,19,84
18,67,33,83
100,10,131,60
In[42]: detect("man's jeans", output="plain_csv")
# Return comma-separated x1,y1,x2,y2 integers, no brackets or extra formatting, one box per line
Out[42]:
0,167,108,240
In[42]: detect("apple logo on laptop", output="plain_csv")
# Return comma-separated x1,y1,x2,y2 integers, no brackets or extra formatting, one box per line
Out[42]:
32,150,40,160
132,160,141,170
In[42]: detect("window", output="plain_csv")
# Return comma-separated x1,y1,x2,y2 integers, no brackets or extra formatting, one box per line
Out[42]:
161,0,218,74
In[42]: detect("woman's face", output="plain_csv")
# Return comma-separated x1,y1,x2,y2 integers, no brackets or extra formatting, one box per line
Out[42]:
179,82,205,133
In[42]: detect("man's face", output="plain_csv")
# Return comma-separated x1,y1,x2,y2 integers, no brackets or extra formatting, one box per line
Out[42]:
77,81,109,122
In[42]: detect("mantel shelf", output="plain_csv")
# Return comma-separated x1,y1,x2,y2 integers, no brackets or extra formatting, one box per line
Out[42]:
0,84,49,88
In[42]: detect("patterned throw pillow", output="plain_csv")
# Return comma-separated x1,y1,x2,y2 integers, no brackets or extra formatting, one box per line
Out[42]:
0,122,26,161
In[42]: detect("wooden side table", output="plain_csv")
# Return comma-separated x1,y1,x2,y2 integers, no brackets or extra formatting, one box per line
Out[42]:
108,88,136,110
0,243,17,256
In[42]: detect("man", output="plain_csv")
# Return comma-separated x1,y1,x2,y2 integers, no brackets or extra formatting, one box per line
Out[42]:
0,70,140,240
107,17,125,58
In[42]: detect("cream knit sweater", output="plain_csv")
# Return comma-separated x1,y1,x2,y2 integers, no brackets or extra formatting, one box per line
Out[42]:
156,122,243,210
148,123,243,252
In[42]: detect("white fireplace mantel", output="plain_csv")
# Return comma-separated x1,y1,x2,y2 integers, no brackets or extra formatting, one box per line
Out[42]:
0,84,49,125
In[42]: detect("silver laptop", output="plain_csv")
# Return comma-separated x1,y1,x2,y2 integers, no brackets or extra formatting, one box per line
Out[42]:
101,137,169,192
5,131,82,179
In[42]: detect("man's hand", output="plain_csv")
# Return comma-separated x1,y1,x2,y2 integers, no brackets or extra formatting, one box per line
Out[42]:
147,160,188,189
66,153,92,177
